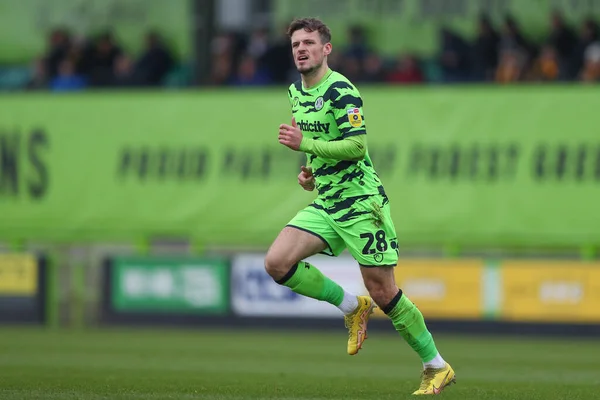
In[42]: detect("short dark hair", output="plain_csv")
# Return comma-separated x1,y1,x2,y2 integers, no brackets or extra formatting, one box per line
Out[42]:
287,18,331,44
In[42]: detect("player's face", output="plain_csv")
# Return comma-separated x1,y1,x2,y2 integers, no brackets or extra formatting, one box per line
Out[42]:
291,29,331,74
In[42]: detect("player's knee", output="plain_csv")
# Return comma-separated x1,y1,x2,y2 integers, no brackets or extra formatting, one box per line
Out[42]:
264,251,293,282
366,287,389,308
364,280,397,308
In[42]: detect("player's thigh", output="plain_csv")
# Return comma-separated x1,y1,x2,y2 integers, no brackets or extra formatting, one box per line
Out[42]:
344,216,399,305
265,208,343,279
266,226,326,271
338,200,399,268
339,199,400,305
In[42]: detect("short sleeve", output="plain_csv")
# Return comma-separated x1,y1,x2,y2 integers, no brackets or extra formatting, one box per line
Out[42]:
331,86,366,139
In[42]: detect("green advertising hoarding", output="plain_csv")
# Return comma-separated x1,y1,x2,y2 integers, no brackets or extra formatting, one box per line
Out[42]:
111,256,229,314
0,86,599,249
274,0,600,56
0,0,192,63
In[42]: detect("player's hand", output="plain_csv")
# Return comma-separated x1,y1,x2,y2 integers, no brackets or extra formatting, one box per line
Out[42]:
279,117,303,151
298,165,315,191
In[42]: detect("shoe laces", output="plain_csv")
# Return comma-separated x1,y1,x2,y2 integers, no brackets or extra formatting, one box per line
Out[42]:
418,368,437,391
344,314,352,331
344,303,360,331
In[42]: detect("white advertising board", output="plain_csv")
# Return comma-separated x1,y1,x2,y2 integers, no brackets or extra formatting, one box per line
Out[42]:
231,253,367,317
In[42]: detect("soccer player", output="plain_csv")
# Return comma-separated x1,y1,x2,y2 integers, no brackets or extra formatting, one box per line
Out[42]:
265,18,456,395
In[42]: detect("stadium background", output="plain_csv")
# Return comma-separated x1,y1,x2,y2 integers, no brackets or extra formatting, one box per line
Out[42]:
0,1,599,399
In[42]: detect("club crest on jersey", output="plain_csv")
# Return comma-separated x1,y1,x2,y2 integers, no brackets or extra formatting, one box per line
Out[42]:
293,97,299,108
315,96,324,110
347,107,362,127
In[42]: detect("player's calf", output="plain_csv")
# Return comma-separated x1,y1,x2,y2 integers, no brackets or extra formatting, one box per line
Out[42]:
267,258,358,315
360,265,448,372
264,227,357,313
266,256,359,317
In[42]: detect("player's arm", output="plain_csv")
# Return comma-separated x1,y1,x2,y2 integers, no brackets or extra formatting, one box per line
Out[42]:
300,84,368,161
279,118,366,161
299,134,366,161
279,85,368,161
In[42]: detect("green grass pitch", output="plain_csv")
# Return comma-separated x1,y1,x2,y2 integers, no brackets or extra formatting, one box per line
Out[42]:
0,326,598,399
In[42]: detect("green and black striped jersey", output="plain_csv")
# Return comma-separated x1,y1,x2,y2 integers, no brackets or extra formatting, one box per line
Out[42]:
288,69,386,217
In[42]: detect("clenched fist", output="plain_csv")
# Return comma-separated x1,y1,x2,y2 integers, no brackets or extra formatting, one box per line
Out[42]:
298,165,315,191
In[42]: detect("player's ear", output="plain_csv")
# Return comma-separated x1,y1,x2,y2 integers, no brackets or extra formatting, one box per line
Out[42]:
323,42,332,56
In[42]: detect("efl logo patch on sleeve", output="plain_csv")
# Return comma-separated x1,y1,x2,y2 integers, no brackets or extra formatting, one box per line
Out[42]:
347,108,363,128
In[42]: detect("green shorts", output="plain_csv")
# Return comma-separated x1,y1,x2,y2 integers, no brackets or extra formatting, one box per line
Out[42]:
287,194,399,267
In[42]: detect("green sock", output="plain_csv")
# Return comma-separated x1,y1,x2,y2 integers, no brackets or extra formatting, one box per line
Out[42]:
276,261,344,306
385,291,439,363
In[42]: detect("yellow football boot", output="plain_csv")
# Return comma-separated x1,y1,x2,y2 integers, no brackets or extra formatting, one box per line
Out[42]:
412,363,456,395
344,296,376,355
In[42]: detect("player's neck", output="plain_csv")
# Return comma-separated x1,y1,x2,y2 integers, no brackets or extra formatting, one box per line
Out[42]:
301,63,330,89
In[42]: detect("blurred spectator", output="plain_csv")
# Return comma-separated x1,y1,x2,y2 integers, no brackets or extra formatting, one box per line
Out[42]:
246,28,270,60
68,35,95,77
111,55,138,87
210,54,233,86
229,54,271,86
438,28,471,83
495,49,527,83
209,32,237,85
327,50,343,73
547,10,577,79
89,32,123,86
134,31,174,86
343,26,370,62
500,15,536,65
580,42,600,82
45,28,72,79
529,44,560,81
500,15,531,53
50,59,86,92
11,13,600,91
472,15,500,81
339,56,362,83
571,19,599,79
261,25,295,84
387,55,424,84
360,52,386,83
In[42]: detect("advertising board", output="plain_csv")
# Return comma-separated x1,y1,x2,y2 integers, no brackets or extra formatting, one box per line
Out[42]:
231,253,367,317
0,253,45,323
500,261,600,323
110,256,229,315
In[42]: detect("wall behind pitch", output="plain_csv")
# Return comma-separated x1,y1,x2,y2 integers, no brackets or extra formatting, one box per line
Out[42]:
0,87,599,249
101,252,600,334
